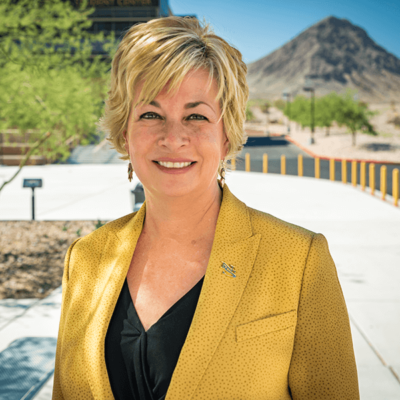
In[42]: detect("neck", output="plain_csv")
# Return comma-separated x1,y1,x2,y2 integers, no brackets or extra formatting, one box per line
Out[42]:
142,181,223,244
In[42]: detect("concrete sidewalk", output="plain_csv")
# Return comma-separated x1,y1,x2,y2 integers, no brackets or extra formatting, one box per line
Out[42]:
0,165,399,399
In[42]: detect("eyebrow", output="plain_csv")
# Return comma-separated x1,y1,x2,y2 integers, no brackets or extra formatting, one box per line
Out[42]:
149,100,215,113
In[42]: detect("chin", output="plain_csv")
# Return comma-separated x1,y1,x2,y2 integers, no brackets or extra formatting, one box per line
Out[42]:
157,180,199,198
139,176,197,198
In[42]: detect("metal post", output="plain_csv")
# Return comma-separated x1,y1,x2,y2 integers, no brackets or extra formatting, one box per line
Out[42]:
360,162,366,190
263,154,268,173
245,153,250,172
330,159,335,181
31,187,35,221
231,158,236,171
369,164,375,195
393,169,399,207
281,155,286,175
303,81,315,144
351,161,357,187
342,160,347,184
380,166,387,200
315,157,320,179
298,154,303,177
311,89,315,144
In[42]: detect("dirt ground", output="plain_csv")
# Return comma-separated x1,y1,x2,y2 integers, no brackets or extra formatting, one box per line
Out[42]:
247,103,400,163
0,220,106,299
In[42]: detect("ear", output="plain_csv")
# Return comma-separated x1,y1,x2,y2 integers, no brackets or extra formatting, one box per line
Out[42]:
222,132,230,159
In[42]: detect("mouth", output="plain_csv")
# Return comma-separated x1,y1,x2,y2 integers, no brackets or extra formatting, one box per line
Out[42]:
153,161,196,169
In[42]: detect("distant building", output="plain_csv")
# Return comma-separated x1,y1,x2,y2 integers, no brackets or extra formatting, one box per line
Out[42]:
73,0,196,39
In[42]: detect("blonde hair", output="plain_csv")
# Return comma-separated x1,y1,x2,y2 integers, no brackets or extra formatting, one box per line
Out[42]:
99,16,249,174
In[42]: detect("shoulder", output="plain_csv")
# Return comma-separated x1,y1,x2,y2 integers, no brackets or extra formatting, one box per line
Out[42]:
67,212,138,261
248,206,315,237
247,206,320,256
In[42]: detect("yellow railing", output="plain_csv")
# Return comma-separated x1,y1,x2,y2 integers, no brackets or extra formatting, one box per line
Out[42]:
380,166,387,200
370,164,375,195
394,169,399,206
281,155,286,175
245,153,250,172
315,157,320,179
360,162,366,191
342,160,347,184
298,154,303,177
330,159,335,181
230,154,399,207
351,161,357,187
263,154,268,174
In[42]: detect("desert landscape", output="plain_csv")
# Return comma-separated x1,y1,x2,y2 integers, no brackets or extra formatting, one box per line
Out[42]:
246,102,400,163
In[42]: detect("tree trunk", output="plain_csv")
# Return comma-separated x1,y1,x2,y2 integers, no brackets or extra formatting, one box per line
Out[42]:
325,126,330,136
352,130,356,146
0,131,51,194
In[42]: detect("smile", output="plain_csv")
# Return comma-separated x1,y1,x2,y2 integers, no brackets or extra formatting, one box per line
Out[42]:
155,161,195,168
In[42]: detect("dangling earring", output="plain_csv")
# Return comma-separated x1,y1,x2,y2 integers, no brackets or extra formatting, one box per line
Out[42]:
127,162,133,182
218,159,226,188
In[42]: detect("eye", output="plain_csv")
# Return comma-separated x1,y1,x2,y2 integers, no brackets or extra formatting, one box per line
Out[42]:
187,114,208,121
140,112,162,120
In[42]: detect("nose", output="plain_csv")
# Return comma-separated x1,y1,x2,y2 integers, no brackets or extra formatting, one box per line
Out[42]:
157,119,189,151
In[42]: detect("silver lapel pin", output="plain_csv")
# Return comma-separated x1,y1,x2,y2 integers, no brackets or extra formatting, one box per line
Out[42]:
221,262,237,278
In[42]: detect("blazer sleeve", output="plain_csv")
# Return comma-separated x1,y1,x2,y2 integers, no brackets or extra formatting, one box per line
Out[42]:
288,233,360,399
52,238,81,400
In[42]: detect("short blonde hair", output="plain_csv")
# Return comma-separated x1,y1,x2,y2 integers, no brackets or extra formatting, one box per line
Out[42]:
99,16,249,173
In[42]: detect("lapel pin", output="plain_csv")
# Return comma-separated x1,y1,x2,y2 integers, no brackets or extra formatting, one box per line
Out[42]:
221,262,236,278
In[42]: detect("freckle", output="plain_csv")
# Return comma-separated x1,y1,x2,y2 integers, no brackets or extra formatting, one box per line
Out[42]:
191,240,196,245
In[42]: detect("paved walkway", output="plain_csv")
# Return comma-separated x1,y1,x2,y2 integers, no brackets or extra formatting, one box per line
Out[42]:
0,164,399,399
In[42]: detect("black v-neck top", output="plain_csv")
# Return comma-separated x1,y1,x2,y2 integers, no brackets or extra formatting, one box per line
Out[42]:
105,276,205,400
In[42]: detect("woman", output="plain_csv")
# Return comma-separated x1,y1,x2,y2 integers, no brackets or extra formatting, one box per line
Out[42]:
52,16,359,400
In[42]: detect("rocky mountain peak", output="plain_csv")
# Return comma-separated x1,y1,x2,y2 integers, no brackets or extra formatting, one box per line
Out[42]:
247,16,400,101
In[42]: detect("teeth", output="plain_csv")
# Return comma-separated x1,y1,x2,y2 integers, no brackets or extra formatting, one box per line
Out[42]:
158,161,193,168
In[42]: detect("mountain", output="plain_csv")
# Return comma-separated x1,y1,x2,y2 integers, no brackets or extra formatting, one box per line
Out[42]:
247,16,400,102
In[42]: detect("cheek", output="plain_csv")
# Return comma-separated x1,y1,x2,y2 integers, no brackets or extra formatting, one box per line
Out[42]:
192,133,221,159
129,129,153,152
194,124,224,147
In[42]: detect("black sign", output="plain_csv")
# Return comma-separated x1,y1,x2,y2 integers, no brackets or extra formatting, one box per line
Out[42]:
23,179,43,188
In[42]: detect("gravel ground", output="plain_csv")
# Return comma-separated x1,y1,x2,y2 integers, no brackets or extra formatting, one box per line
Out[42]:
0,220,106,299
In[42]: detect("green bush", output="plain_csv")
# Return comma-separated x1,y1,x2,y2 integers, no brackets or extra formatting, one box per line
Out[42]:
246,104,256,121
274,99,286,110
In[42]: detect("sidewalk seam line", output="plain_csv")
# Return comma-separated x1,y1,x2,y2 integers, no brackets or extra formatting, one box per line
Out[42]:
348,312,400,385
0,298,42,333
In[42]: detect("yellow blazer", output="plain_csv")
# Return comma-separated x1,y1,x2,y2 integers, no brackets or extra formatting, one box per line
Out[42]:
52,183,359,399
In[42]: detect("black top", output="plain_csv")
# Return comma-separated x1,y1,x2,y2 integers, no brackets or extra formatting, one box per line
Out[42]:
105,275,205,400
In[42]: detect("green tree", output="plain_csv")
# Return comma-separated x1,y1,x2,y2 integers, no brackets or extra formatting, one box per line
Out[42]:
284,95,310,129
315,92,341,136
0,0,117,193
335,90,378,146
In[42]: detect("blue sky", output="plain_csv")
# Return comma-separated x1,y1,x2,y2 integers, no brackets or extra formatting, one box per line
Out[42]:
169,0,400,64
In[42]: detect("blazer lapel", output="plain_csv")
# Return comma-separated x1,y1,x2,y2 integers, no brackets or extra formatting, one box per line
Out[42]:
84,204,146,399
165,185,261,400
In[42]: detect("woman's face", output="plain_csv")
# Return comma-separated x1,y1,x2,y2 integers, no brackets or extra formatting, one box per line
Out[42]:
124,68,229,198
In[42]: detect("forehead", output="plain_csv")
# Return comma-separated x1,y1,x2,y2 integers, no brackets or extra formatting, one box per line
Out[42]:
134,67,220,105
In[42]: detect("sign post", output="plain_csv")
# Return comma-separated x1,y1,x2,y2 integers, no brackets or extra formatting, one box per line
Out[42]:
23,179,43,220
